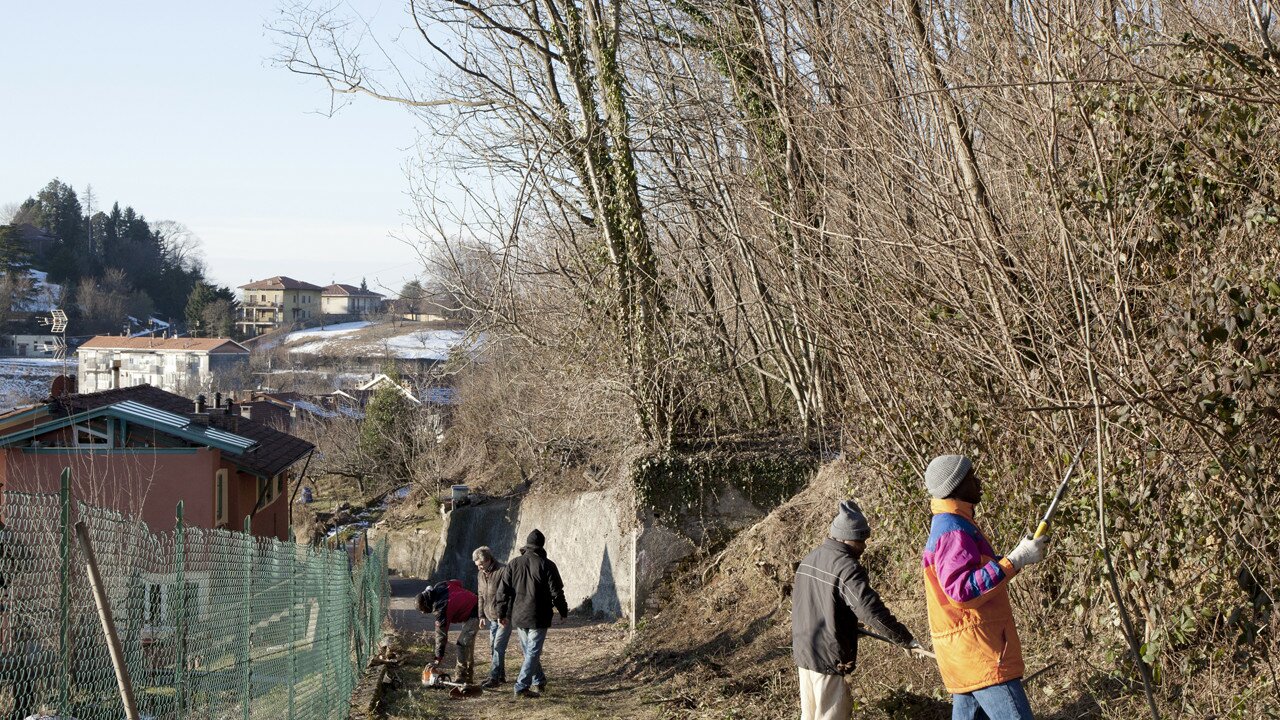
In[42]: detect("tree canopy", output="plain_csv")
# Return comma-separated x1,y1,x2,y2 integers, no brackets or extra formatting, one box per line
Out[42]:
3,178,213,331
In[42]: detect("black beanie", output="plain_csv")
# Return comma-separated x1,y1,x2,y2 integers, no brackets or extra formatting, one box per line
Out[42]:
526,529,545,548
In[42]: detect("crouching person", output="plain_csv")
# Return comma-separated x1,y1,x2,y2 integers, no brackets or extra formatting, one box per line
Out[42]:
418,579,480,684
792,500,923,720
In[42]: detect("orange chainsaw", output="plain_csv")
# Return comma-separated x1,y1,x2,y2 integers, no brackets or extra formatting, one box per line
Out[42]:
422,664,483,698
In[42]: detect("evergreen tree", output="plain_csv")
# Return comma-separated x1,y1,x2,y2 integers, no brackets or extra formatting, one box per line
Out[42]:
0,225,33,274
0,225,35,318
358,365,415,488
8,179,216,320
18,180,88,282
185,282,216,336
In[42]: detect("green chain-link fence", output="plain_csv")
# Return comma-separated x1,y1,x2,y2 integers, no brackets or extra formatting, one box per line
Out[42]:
0,470,388,720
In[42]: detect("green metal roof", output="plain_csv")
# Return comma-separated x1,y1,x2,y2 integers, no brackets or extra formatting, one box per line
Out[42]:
0,401,259,455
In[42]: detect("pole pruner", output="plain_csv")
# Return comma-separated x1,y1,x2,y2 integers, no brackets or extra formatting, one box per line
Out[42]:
1033,442,1087,540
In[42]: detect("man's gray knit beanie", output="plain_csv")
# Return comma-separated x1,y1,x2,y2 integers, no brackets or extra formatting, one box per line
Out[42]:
829,500,871,541
925,455,972,499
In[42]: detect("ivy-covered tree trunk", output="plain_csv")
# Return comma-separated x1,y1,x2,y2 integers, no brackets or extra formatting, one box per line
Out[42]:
546,0,673,443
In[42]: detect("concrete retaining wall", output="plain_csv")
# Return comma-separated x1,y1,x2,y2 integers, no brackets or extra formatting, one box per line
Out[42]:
373,466,813,620
378,488,635,618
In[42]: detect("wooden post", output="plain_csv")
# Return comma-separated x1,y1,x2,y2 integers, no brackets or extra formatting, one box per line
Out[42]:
74,520,140,720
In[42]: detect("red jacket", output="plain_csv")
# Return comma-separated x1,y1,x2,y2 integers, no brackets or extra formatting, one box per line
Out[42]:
420,579,478,661
425,579,478,626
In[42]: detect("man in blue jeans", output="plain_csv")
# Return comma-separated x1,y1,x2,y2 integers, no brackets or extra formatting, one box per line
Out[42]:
495,529,568,699
922,455,1048,719
472,546,510,688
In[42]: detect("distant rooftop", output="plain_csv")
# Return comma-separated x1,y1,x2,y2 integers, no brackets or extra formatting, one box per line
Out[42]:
322,283,384,298
51,385,314,477
239,276,323,291
78,336,249,353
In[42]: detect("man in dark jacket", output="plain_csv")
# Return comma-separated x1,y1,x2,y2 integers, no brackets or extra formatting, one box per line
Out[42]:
792,500,924,719
418,578,480,684
472,545,510,688
495,529,568,698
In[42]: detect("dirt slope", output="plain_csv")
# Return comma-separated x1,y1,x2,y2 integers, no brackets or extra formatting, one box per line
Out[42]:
621,460,1152,719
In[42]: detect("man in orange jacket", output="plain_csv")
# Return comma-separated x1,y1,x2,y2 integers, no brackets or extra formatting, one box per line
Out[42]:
921,455,1049,720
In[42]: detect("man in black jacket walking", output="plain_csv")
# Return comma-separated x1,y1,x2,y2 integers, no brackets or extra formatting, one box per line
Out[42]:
792,500,924,719
495,529,568,698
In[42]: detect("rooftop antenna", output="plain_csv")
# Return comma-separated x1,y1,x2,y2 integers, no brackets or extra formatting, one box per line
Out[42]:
38,308,70,395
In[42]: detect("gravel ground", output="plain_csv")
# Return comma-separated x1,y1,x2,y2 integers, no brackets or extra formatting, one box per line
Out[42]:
380,576,658,720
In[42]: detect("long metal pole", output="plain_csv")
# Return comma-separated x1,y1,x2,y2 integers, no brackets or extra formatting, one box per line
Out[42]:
175,501,187,716
287,522,296,719
242,515,253,720
58,468,71,713
74,520,140,720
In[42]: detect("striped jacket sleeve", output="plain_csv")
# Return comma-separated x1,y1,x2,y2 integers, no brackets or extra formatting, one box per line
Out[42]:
933,530,1015,607
840,563,914,646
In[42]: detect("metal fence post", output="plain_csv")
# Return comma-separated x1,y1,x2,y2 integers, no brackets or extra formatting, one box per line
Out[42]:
242,515,253,720
175,501,187,716
287,523,296,720
58,467,71,713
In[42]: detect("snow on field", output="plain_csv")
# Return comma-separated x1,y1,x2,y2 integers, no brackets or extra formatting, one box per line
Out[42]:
373,329,469,360
278,321,374,354
0,357,76,410
285,321,373,341
14,270,64,313
0,358,68,367
282,323,473,361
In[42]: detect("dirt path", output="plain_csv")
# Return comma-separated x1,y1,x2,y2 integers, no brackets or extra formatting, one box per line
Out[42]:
379,577,660,720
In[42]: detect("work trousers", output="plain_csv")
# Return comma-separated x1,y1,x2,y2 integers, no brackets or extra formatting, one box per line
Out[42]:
797,666,852,720
951,678,1034,720
453,617,479,684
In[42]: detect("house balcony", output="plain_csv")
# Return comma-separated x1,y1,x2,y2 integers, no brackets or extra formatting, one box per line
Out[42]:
239,305,283,324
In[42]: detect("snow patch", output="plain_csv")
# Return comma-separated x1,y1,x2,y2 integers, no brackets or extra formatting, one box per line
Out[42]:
373,330,471,360
284,321,372,341
0,357,77,409
12,269,65,313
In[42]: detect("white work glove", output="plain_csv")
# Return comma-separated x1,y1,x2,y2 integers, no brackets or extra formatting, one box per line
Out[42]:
1005,535,1050,571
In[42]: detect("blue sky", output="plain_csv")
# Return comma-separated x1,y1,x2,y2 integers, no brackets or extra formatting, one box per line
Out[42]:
0,2,429,296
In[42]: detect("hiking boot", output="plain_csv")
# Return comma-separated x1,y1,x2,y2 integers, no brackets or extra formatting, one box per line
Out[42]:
532,682,546,695
480,677,503,689
514,688,540,699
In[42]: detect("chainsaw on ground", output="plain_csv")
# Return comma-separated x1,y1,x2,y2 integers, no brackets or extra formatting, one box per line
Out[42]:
422,664,483,698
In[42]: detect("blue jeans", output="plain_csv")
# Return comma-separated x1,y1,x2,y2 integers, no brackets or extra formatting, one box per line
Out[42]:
952,679,1034,720
513,627,547,692
487,621,512,681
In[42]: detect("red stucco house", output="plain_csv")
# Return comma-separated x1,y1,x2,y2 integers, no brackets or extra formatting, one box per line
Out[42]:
0,385,314,540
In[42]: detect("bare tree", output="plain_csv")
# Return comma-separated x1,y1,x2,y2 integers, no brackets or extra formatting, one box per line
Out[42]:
274,0,674,442
269,2,1280,712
